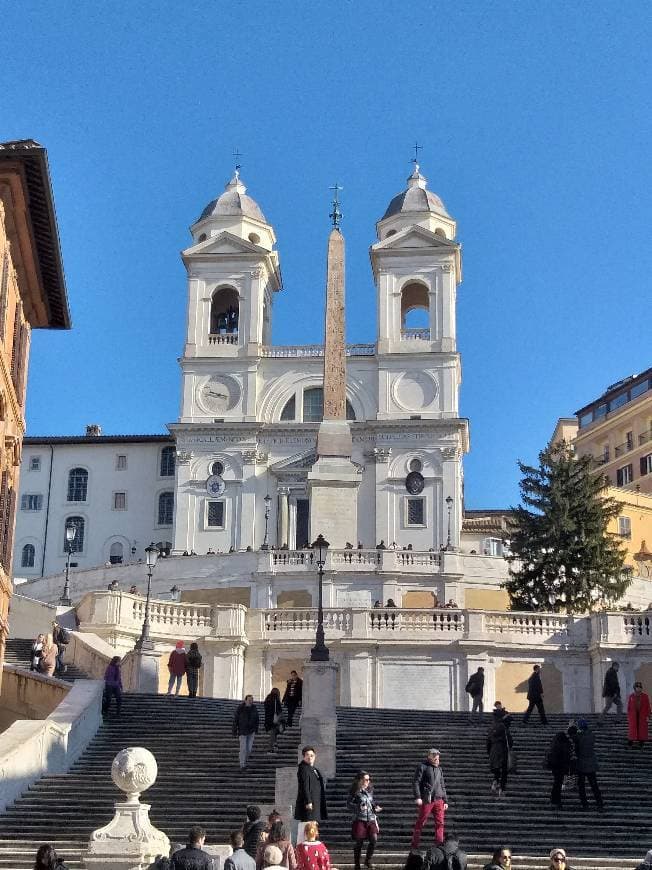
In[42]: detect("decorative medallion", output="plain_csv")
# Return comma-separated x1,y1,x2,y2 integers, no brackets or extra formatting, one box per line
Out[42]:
206,475,226,496
405,471,425,494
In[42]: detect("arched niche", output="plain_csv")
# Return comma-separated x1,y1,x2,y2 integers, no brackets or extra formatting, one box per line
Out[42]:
401,280,430,331
210,287,239,335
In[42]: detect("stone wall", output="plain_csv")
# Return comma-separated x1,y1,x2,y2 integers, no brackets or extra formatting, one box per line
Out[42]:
0,665,69,723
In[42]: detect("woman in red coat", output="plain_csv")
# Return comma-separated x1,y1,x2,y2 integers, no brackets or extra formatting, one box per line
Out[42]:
627,681,651,747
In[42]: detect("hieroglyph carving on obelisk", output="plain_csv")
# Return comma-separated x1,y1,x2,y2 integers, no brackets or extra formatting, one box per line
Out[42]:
322,227,347,422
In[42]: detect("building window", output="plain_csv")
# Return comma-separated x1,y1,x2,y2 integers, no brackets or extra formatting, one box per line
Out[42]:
302,387,355,422
64,516,85,553
626,431,634,451
280,395,296,421
116,454,127,470
211,461,224,476
640,454,652,476
406,497,425,526
158,491,174,525
109,542,124,564
21,543,35,568
160,446,175,477
20,494,43,511
29,456,41,472
67,467,88,502
618,516,632,539
207,500,225,528
616,464,633,486
483,537,504,556
113,492,127,510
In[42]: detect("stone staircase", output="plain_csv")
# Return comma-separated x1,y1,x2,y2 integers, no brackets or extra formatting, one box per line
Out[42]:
0,695,648,869
3,638,89,682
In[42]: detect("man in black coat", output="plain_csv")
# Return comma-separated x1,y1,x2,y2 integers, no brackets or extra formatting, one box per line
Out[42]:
602,661,623,715
522,664,548,724
411,748,449,848
546,731,572,808
233,695,259,770
171,826,214,870
294,746,328,839
572,719,604,811
465,667,485,722
282,671,303,727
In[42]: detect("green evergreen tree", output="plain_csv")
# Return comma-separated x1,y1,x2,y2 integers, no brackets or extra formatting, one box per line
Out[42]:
505,441,630,613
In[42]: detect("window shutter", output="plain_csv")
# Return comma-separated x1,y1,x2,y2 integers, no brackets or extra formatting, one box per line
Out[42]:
616,468,623,487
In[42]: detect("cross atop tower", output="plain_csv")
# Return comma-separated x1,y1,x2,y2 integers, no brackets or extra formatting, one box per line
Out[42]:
233,148,243,178
329,182,343,229
411,141,423,171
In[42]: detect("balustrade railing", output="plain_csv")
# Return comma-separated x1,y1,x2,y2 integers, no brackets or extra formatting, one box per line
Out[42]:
369,608,463,633
401,328,430,341
267,548,441,572
208,333,238,345
485,612,570,637
264,608,351,634
131,598,213,629
639,429,652,446
623,614,652,637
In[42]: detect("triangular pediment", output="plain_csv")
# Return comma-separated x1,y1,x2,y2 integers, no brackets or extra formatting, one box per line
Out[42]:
372,225,458,251
271,450,317,472
182,231,267,257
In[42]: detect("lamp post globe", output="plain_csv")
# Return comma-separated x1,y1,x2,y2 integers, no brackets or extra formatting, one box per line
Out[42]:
310,533,330,662
136,543,160,651
60,524,77,606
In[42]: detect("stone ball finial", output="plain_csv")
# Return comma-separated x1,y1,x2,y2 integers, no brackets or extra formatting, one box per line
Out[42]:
111,747,158,802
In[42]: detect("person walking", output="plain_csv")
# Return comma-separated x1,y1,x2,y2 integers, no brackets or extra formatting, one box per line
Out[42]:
233,695,259,769
243,806,267,858
602,661,623,715
171,826,213,870
347,770,381,870
465,667,485,722
226,832,256,870
256,822,296,870
546,730,572,808
264,687,284,754
295,822,330,870
410,748,448,848
51,621,70,676
39,635,57,677
571,719,604,812
294,747,328,844
102,656,123,716
522,664,548,724
627,681,651,748
186,642,202,698
283,671,303,727
482,846,512,870
30,633,45,672
34,844,69,870
487,710,513,797
167,641,187,696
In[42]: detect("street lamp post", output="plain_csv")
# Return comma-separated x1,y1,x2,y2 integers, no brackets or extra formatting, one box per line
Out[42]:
135,543,159,651
60,525,77,605
261,493,272,550
310,533,330,662
445,495,454,551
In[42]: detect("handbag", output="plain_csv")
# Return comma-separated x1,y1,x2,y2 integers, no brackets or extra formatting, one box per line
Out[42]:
507,747,518,773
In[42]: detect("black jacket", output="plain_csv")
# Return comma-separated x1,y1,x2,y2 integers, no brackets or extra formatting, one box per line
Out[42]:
282,677,303,706
264,693,282,731
412,760,448,802
573,729,599,774
603,666,621,698
233,703,259,737
425,840,467,870
465,671,484,697
171,846,214,870
242,819,267,858
527,671,544,701
547,732,572,773
294,760,328,821
487,721,513,769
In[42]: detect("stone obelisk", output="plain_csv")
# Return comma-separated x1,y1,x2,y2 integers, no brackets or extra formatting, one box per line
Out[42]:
308,186,360,548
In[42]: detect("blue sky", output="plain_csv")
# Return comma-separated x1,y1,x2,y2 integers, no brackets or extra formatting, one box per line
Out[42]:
3,2,651,508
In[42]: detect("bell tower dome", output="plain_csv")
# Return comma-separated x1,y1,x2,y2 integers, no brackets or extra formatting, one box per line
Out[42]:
376,163,457,242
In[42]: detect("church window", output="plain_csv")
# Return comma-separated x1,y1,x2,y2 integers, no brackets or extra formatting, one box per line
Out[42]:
211,460,224,476
158,491,174,526
302,388,356,422
280,395,296,421
113,492,127,510
21,494,43,511
406,498,425,526
198,233,207,242
116,454,127,470
21,543,35,568
206,500,225,528
64,516,85,552
109,542,124,564
401,281,430,333
210,287,239,335
160,446,175,477
409,458,423,473
248,232,261,244
67,468,88,502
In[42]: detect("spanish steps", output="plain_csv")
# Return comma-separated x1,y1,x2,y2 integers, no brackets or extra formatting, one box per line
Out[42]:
0,645,649,870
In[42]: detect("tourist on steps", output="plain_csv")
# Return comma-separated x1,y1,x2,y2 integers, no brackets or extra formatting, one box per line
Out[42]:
522,664,548,725
627,681,651,747
545,730,572,808
170,826,213,869
294,747,328,844
548,848,574,870
38,634,57,677
102,655,123,716
256,821,296,870
282,670,303,727
569,720,604,812
34,844,69,870
487,709,513,797
243,806,268,858
465,666,485,722
51,620,70,676
602,661,623,716
262,846,286,870
186,642,202,698
225,831,256,870
482,845,512,869
347,770,381,870
410,748,448,848
295,822,330,870
233,695,259,769
264,687,285,753
425,832,467,870
167,641,187,696
30,633,45,671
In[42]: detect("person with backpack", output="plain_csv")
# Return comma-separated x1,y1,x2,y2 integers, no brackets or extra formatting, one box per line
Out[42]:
546,731,572,808
52,621,70,676
465,667,484,722
424,833,467,870
186,642,202,698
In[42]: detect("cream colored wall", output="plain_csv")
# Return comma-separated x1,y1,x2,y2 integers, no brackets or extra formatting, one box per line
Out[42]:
465,588,510,610
277,590,312,608
0,665,69,722
494,661,563,713
403,590,438,608
606,488,652,570
180,587,251,606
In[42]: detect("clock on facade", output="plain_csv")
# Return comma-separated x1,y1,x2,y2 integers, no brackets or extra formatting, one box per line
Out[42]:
206,475,226,496
199,376,240,414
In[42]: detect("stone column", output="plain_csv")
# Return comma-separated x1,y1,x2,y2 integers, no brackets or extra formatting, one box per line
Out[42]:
123,648,162,695
278,487,290,548
300,660,339,779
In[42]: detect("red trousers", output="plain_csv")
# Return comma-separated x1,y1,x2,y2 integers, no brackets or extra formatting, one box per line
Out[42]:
411,798,445,847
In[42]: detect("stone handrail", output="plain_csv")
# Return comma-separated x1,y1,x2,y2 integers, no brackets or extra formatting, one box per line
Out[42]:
591,611,652,645
66,631,117,680
265,548,441,573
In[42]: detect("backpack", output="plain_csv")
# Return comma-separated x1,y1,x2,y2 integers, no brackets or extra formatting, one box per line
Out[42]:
187,649,202,668
58,628,71,645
